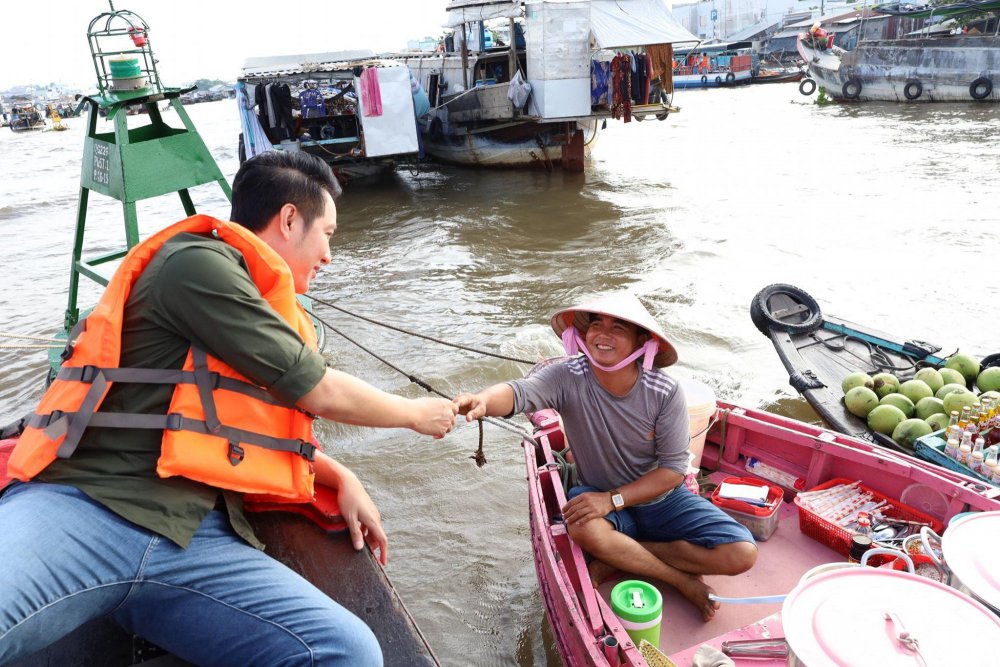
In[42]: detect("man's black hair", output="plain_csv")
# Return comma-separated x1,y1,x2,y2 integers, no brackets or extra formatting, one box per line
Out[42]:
230,151,342,232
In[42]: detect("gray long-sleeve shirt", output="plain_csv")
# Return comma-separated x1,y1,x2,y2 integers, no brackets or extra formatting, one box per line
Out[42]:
509,357,690,493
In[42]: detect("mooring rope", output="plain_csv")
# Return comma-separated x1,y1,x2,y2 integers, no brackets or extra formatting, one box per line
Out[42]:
306,295,537,366
0,332,62,343
307,308,537,466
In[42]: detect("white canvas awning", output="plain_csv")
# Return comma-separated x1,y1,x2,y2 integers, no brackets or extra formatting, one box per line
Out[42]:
590,0,699,48
445,0,523,28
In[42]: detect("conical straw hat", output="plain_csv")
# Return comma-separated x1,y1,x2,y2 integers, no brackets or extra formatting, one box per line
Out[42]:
550,293,678,368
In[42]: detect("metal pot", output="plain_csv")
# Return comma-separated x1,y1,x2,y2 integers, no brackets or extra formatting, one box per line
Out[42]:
782,558,1000,665
921,510,1000,615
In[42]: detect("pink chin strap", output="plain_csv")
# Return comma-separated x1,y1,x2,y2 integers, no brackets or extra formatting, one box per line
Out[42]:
561,327,659,372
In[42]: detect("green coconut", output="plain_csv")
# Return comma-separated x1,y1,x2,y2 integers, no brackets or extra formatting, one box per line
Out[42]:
935,383,968,400
892,418,934,450
842,371,875,394
977,367,1000,394
980,390,1000,404
872,372,900,399
868,404,907,435
925,412,950,432
914,368,944,394
899,379,934,405
938,367,966,387
914,396,946,421
943,390,978,417
845,386,880,418
880,393,915,418
945,353,980,384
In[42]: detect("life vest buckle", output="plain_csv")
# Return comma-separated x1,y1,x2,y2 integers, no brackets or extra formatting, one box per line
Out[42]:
298,440,316,462
228,441,245,466
43,409,64,427
166,413,184,431
60,344,75,362
79,365,99,383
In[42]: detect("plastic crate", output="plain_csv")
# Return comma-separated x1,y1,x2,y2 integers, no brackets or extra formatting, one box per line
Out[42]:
795,477,944,563
710,476,783,541
914,429,996,487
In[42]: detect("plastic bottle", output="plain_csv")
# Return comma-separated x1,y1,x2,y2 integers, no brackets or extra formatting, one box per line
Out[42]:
945,437,960,459
983,446,999,480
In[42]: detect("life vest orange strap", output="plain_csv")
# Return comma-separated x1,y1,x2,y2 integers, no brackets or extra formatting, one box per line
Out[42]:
27,412,317,461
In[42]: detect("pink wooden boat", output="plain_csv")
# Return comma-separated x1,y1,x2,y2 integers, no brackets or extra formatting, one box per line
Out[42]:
524,401,1000,666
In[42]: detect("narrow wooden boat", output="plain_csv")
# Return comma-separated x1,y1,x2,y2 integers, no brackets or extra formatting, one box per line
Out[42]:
524,400,1000,666
0,438,439,667
749,283,1000,455
751,68,806,85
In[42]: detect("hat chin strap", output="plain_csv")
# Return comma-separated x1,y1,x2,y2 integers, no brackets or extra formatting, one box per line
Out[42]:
561,328,658,372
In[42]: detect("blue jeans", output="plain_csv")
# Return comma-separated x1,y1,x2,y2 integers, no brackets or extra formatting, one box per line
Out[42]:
0,482,382,666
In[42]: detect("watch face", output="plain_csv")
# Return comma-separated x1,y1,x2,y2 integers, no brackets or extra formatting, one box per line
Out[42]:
612,493,624,509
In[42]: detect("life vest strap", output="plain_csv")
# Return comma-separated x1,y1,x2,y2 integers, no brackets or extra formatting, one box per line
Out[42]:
192,347,223,433
27,411,317,461
56,366,290,407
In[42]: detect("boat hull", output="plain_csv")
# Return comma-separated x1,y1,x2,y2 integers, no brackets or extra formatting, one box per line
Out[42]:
673,69,753,89
421,117,596,169
524,401,1000,667
799,35,1000,102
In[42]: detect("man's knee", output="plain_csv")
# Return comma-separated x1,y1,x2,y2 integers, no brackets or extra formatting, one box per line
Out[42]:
718,541,757,575
311,613,382,667
566,517,611,552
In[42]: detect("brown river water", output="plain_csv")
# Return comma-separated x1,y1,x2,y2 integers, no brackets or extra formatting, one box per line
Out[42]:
1,84,999,665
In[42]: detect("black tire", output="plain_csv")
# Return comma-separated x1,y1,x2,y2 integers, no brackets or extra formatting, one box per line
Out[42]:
842,78,862,100
750,284,823,336
903,80,922,100
799,78,817,96
982,353,1000,370
725,72,736,83
970,77,993,100
715,76,723,85
700,75,708,85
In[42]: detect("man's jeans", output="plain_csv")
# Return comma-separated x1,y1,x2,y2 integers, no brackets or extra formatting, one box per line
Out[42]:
0,481,382,666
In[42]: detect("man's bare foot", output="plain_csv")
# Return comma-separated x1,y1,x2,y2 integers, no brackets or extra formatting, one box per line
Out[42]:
586,559,619,587
674,574,719,621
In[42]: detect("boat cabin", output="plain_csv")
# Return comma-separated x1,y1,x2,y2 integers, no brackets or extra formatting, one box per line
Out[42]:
236,51,421,182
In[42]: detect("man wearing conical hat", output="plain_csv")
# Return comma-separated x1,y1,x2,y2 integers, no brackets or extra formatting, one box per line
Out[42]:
456,294,757,621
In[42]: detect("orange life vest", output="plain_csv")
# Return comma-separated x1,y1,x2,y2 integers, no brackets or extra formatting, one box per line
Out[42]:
9,215,318,501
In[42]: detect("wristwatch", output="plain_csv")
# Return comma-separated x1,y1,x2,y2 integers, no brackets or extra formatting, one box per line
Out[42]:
610,489,625,510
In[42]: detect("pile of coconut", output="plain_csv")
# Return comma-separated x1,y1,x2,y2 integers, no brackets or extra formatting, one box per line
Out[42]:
841,354,1000,450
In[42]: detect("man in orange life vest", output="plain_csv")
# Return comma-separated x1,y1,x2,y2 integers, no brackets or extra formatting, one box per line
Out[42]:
0,151,459,666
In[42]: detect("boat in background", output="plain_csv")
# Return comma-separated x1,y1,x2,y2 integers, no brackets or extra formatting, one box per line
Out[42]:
671,41,756,89
236,51,421,183
798,2,1000,102
389,0,699,170
7,101,45,132
752,65,806,84
525,399,1000,666
749,283,1000,454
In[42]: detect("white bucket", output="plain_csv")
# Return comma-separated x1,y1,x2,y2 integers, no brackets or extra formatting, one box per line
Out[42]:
679,378,716,468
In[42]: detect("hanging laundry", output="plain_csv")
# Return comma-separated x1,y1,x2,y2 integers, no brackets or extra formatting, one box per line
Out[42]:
360,67,383,117
646,43,674,95
611,53,632,123
632,52,646,103
299,81,324,118
591,60,611,107
236,82,273,159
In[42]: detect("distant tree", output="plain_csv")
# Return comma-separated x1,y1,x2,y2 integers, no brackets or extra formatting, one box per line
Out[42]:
189,78,230,91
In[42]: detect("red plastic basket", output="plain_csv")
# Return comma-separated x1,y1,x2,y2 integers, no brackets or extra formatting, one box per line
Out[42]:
795,477,943,563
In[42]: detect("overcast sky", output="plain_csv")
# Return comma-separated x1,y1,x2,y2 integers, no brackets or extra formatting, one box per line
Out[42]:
0,1,450,90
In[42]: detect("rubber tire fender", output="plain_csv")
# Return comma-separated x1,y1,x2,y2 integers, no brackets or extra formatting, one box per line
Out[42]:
970,77,993,100
799,78,817,96
842,78,862,100
725,72,736,83
701,75,708,84
903,80,922,101
715,76,723,85
750,283,823,336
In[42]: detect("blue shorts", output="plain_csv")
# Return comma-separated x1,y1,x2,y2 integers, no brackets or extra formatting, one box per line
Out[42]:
568,485,755,548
